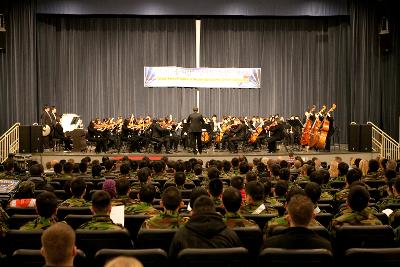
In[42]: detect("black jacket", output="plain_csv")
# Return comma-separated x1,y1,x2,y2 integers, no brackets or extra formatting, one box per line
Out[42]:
53,123,65,139
150,122,168,138
187,112,205,133
231,123,247,139
169,212,242,259
263,227,332,251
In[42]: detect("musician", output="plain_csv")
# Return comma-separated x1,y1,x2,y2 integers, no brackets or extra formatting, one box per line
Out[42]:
53,116,73,151
150,118,172,154
228,119,247,153
321,112,335,152
121,119,141,152
187,107,205,155
40,105,53,149
303,105,316,124
180,119,190,151
210,114,222,149
266,119,284,153
50,106,57,126
88,120,107,153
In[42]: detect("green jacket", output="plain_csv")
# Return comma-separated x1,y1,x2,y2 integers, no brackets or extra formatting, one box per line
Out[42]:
125,202,160,215
223,212,258,228
141,210,188,229
19,216,57,230
239,200,279,215
59,197,91,207
78,214,124,230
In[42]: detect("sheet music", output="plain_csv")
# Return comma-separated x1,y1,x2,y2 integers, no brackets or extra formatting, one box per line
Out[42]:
110,205,125,226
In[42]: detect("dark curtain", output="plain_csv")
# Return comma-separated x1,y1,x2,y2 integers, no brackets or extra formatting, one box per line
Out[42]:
36,17,196,126
200,17,351,142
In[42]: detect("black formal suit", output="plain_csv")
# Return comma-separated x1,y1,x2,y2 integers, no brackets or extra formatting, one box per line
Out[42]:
150,122,170,153
267,123,284,152
88,123,107,153
263,227,332,251
187,112,205,153
40,111,53,148
228,123,247,152
53,123,72,150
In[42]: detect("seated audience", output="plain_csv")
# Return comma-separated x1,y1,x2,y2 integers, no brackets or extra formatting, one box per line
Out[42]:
240,181,278,215
112,178,136,206
59,177,90,207
125,184,160,215
102,179,117,199
105,256,143,267
9,181,36,208
209,178,224,208
27,164,47,189
335,168,363,202
91,164,104,179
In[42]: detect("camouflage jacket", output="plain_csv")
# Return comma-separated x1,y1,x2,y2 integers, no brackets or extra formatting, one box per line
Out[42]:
377,196,400,212
0,206,9,236
78,215,124,230
264,196,285,206
263,215,322,239
335,188,350,202
125,202,160,216
363,172,384,181
152,173,169,180
59,197,91,207
19,216,58,230
239,200,279,215
295,176,310,183
211,196,223,208
111,195,138,206
223,212,258,228
331,208,382,231
320,191,334,200
140,210,189,229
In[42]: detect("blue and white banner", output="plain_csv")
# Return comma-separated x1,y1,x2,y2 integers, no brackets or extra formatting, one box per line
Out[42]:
144,67,261,89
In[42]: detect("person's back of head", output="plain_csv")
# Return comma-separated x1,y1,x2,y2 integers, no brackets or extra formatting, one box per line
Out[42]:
193,164,203,175
386,160,397,171
36,191,58,218
239,162,250,175
105,256,143,267
257,162,266,173
348,185,369,212
30,164,43,176
304,182,321,204
270,164,281,177
4,161,14,172
294,160,302,169
287,195,314,227
70,177,87,198
116,177,130,196
346,168,362,185
120,163,131,175
152,161,163,173
385,169,397,181
193,195,215,215
63,162,74,174
175,161,185,172
286,186,306,203
207,167,220,180
104,160,115,172
174,172,186,186
278,168,291,181
137,167,151,183
280,160,289,169
368,159,380,173
208,178,223,197
246,171,257,183
231,157,239,168
274,181,288,198
15,181,35,199
223,160,232,173
222,187,242,213
309,170,325,185
189,187,209,209
246,181,264,202
41,223,76,267
53,163,63,175
91,190,112,214
392,177,400,196
161,186,182,211
130,160,138,172
139,184,156,204
78,162,88,174
338,162,349,176
231,176,244,190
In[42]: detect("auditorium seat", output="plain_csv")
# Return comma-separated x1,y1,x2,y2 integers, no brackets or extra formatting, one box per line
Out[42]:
317,204,334,214
94,248,168,267
259,248,334,267
75,229,133,260
48,181,61,190
124,215,150,240
243,214,278,230
57,207,92,221
180,190,192,199
54,189,69,200
8,214,38,229
345,247,400,266
220,178,231,186
385,203,400,211
330,181,346,189
5,230,43,256
12,249,87,267
135,228,178,252
298,181,309,189
271,226,331,242
368,188,381,202
364,180,387,189
315,213,334,228
6,207,36,216
334,225,396,257
177,247,249,267
65,214,93,229
233,227,262,263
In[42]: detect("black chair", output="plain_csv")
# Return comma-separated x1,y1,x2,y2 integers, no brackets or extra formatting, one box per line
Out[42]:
375,212,389,225
76,229,134,259
177,247,249,267
12,249,87,267
271,226,331,242
180,190,192,199
317,198,334,206
124,215,150,241
220,178,231,186
8,214,38,229
364,180,387,189
335,225,396,256
385,203,400,211
65,214,93,229
345,247,400,266
315,213,334,228
330,181,346,189
57,207,92,221
233,227,263,262
317,204,334,214
94,248,168,267
49,181,61,190
259,248,334,267
135,229,178,252
243,214,278,230
5,230,43,256
368,188,382,202
6,207,36,216
298,181,309,189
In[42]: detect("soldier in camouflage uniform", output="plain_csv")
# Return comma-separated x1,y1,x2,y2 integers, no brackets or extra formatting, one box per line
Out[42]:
335,168,363,203
151,161,169,181
240,181,278,215
78,190,124,230
131,167,152,191
141,187,188,229
363,159,385,181
125,183,159,215
209,178,224,208
60,177,91,207
331,185,382,234
164,172,192,190
222,187,258,228
111,177,138,206
20,191,59,230
377,176,400,211
91,164,104,179
265,180,287,206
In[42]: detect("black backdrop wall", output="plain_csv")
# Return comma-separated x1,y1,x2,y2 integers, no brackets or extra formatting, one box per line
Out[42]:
0,0,399,143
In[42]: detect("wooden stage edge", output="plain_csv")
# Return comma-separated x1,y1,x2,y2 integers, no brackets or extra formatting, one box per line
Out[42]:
29,144,379,166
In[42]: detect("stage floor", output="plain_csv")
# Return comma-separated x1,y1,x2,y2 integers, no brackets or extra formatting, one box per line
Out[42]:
27,144,379,166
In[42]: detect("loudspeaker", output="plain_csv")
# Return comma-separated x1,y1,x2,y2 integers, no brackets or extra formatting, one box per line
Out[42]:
30,126,44,153
19,126,31,153
348,124,360,152
359,124,372,152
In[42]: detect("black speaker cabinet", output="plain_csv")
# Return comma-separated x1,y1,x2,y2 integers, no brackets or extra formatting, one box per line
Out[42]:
30,126,44,153
348,124,360,152
19,125,31,153
359,124,372,152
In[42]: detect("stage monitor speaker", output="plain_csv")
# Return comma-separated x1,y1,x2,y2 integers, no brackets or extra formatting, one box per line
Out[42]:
348,124,360,152
19,126,31,153
359,124,372,152
30,125,44,153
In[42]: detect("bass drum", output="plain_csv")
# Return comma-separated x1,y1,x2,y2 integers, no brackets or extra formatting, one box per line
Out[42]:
42,125,51,137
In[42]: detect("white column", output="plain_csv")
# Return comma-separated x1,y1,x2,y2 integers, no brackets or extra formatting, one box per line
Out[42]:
195,19,201,108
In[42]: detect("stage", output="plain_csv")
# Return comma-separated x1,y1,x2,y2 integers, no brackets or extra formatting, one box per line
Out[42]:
26,144,379,166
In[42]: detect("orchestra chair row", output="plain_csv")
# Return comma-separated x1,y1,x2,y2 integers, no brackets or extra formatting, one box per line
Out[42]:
11,249,86,267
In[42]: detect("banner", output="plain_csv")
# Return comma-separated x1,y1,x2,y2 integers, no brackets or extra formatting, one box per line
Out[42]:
144,67,261,89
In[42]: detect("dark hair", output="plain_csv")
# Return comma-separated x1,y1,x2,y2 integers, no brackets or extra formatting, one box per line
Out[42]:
207,167,220,180
4,161,14,172
231,158,239,168
348,185,370,212
152,161,164,173
139,184,156,203
279,160,289,169
174,172,186,186
270,164,281,177
78,162,88,173
346,168,362,185
385,169,397,181
120,163,131,175
72,163,80,174
116,178,130,196
246,171,257,183
286,186,306,203
263,180,273,196
161,187,182,211
193,195,215,214
279,168,291,181
138,167,151,183
29,164,43,176
92,164,102,177
193,164,203,175
91,190,111,213
246,181,265,201
36,191,58,218
189,187,209,209
130,160,138,171
70,177,86,198
223,160,231,172
304,182,321,204
53,163,63,174
208,178,223,197
239,162,250,174
274,181,288,197
257,162,266,173
175,162,185,172
368,159,380,173
338,162,349,176
231,176,244,190
305,165,315,176
63,162,73,174
393,177,400,194
104,160,115,171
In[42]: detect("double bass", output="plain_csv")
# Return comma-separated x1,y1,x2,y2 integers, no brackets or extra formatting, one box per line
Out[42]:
300,105,316,146
315,104,336,149
308,105,327,148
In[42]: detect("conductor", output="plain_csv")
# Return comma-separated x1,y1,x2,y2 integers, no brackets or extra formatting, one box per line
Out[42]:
187,107,205,154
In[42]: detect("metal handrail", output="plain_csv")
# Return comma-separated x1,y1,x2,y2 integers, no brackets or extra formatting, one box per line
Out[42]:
367,121,400,160
0,123,20,163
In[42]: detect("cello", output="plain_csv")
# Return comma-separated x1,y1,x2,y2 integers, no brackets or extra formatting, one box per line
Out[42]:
308,105,327,148
300,105,316,146
315,104,336,149
248,120,264,144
